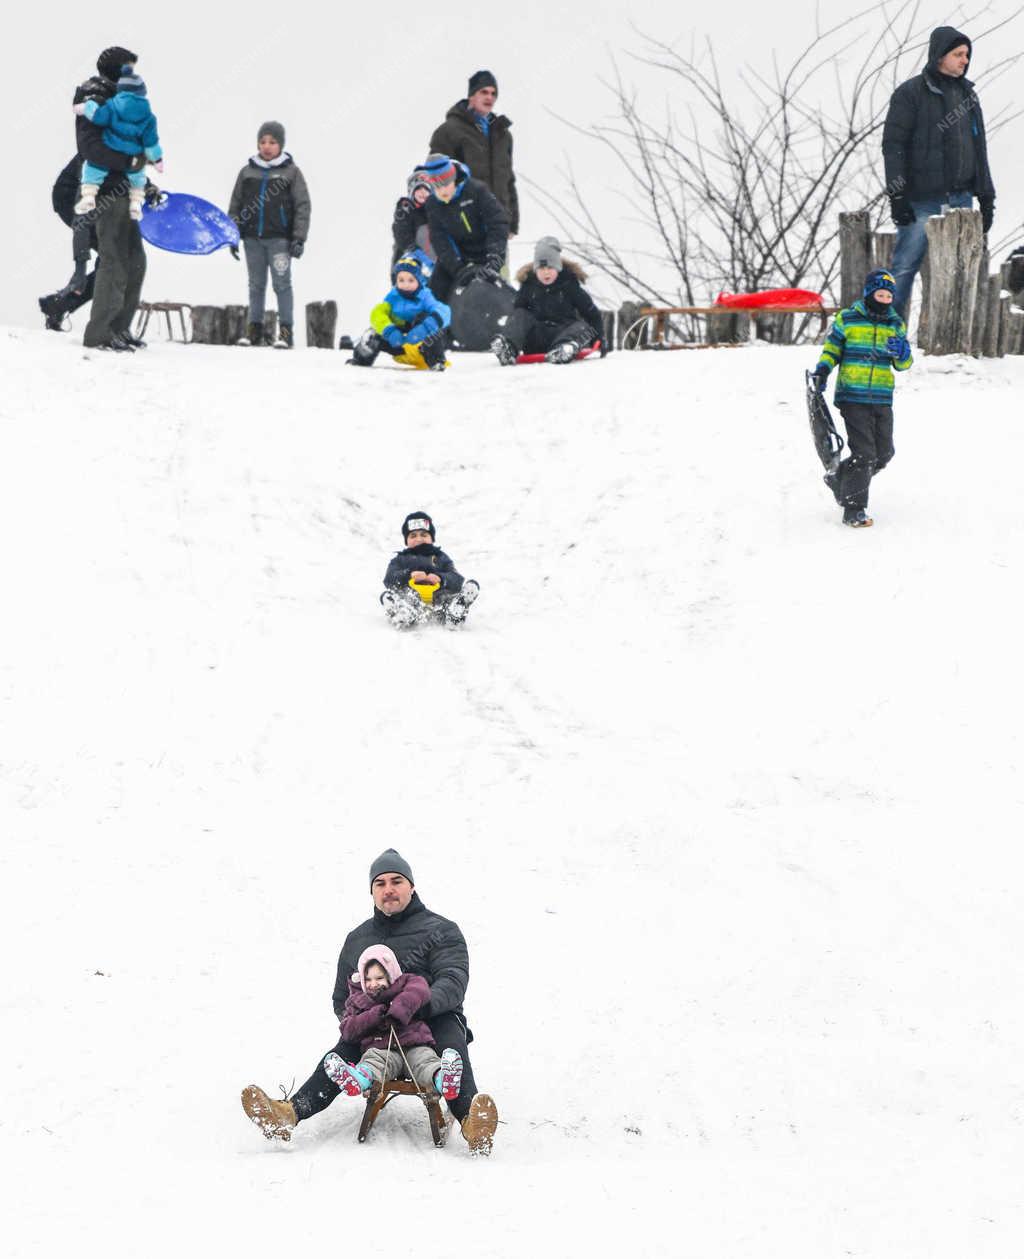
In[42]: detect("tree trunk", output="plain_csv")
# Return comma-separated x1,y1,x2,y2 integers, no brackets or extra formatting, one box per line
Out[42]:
190,305,227,345
839,210,871,308
919,208,984,355
224,304,249,345
305,301,338,349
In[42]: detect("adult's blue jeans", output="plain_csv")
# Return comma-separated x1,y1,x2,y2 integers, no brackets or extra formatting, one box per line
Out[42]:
890,192,974,318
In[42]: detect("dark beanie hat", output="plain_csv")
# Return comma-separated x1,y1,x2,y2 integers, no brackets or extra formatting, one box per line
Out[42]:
402,511,435,541
468,69,498,96
97,46,138,81
863,268,896,299
117,65,147,96
369,849,414,887
258,120,286,148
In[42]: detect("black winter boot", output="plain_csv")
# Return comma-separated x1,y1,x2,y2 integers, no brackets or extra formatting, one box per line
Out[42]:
237,322,263,347
274,323,294,349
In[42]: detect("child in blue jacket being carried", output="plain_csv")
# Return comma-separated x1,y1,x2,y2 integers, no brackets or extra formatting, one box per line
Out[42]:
811,268,913,528
348,254,450,371
73,62,162,221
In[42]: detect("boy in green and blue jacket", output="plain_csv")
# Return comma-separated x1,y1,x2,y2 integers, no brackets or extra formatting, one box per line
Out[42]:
812,269,913,527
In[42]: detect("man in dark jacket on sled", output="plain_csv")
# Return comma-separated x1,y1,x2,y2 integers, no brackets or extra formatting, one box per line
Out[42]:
241,849,498,1155
492,236,605,364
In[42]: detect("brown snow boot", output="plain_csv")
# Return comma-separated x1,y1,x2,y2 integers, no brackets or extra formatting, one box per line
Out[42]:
241,1085,297,1141
460,1093,498,1155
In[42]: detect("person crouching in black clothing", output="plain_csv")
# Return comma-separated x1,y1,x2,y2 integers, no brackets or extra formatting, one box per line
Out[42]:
491,236,604,365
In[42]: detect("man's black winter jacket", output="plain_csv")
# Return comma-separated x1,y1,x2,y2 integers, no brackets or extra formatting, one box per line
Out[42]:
332,893,470,1021
882,26,995,203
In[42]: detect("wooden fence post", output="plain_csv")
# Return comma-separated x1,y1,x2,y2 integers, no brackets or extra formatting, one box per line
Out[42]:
305,301,338,349
191,305,227,344
969,245,990,357
839,210,871,308
870,230,895,272
618,301,648,349
919,208,983,355
224,305,248,345
981,267,1002,358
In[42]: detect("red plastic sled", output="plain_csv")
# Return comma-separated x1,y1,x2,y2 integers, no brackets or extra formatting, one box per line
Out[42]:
714,289,824,309
515,341,602,364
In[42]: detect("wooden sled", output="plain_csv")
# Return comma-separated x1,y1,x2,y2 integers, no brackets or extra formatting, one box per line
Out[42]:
357,1078,450,1147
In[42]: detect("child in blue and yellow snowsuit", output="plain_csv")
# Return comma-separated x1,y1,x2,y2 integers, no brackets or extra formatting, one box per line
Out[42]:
73,63,162,221
812,269,913,528
348,255,451,371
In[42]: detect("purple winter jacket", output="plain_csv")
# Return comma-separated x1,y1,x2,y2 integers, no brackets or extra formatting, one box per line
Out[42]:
339,972,436,1053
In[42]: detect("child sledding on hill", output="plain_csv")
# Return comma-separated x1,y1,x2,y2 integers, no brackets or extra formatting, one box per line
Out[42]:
323,944,464,1102
72,62,163,221
491,236,605,365
349,255,451,371
380,511,479,629
811,268,913,528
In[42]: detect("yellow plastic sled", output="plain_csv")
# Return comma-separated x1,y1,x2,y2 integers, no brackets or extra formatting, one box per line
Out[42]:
409,579,438,604
393,343,451,371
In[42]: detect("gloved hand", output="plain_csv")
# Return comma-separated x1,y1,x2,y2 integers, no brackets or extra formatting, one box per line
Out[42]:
979,196,994,234
289,239,305,259
143,182,162,208
477,255,504,282
886,334,910,360
889,194,915,227
382,325,404,350
811,366,829,393
229,245,240,261
454,263,478,288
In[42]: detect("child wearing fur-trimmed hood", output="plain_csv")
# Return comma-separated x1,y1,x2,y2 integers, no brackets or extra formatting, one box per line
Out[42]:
491,235,606,365
324,944,463,1101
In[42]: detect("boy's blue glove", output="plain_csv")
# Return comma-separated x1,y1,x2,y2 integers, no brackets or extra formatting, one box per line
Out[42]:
382,325,404,349
886,334,910,359
811,366,829,392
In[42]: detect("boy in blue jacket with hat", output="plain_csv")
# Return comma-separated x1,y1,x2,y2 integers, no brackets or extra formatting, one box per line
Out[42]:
811,269,913,528
348,255,451,371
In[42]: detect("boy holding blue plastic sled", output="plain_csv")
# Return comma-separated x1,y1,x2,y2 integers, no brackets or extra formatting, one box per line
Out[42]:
810,268,913,528
348,255,451,371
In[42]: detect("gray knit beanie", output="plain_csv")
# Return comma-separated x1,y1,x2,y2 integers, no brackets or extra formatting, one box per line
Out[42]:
258,120,286,148
534,236,563,272
369,848,414,887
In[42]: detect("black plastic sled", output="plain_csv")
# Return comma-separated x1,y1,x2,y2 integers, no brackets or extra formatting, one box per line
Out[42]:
449,277,516,351
805,371,844,474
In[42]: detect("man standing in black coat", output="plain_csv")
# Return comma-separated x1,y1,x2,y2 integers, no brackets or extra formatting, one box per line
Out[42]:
882,25,996,318
39,47,149,338
241,850,499,1154
74,46,152,350
429,70,519,238
419,154,510,302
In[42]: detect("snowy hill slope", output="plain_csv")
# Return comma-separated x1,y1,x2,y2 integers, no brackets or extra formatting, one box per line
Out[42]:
2,328,1023,1259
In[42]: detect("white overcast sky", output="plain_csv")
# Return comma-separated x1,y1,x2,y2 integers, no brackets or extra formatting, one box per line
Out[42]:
8,0,1022,333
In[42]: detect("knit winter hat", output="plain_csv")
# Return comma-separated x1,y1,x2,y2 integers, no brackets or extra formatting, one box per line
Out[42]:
97,46,137,81
258,120,286,148
354,944,403,990
369,848,415,887
401,511,435,541
407,169,433,198
468,69,498,97
392,255,425,288
863,269,896,299
534,236,563,272
117,65,147,95
419,154,457,189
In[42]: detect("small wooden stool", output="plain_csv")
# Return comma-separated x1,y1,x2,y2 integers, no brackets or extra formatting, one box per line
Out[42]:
134,301,192,342
357,1079,449,1147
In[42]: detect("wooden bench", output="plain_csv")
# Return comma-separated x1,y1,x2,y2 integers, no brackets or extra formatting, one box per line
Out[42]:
357,1078,450,1147
134,301,192,343
634,304,838,348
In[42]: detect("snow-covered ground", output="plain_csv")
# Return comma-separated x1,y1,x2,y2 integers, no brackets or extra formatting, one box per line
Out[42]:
3,328,1023,1258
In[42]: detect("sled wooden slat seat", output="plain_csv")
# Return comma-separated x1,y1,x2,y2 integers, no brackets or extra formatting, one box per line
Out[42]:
637,303,839,347
357,1078,449,1147
134,301,193,343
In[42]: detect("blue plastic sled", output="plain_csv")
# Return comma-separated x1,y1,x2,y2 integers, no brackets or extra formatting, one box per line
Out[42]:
140,192,239,255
